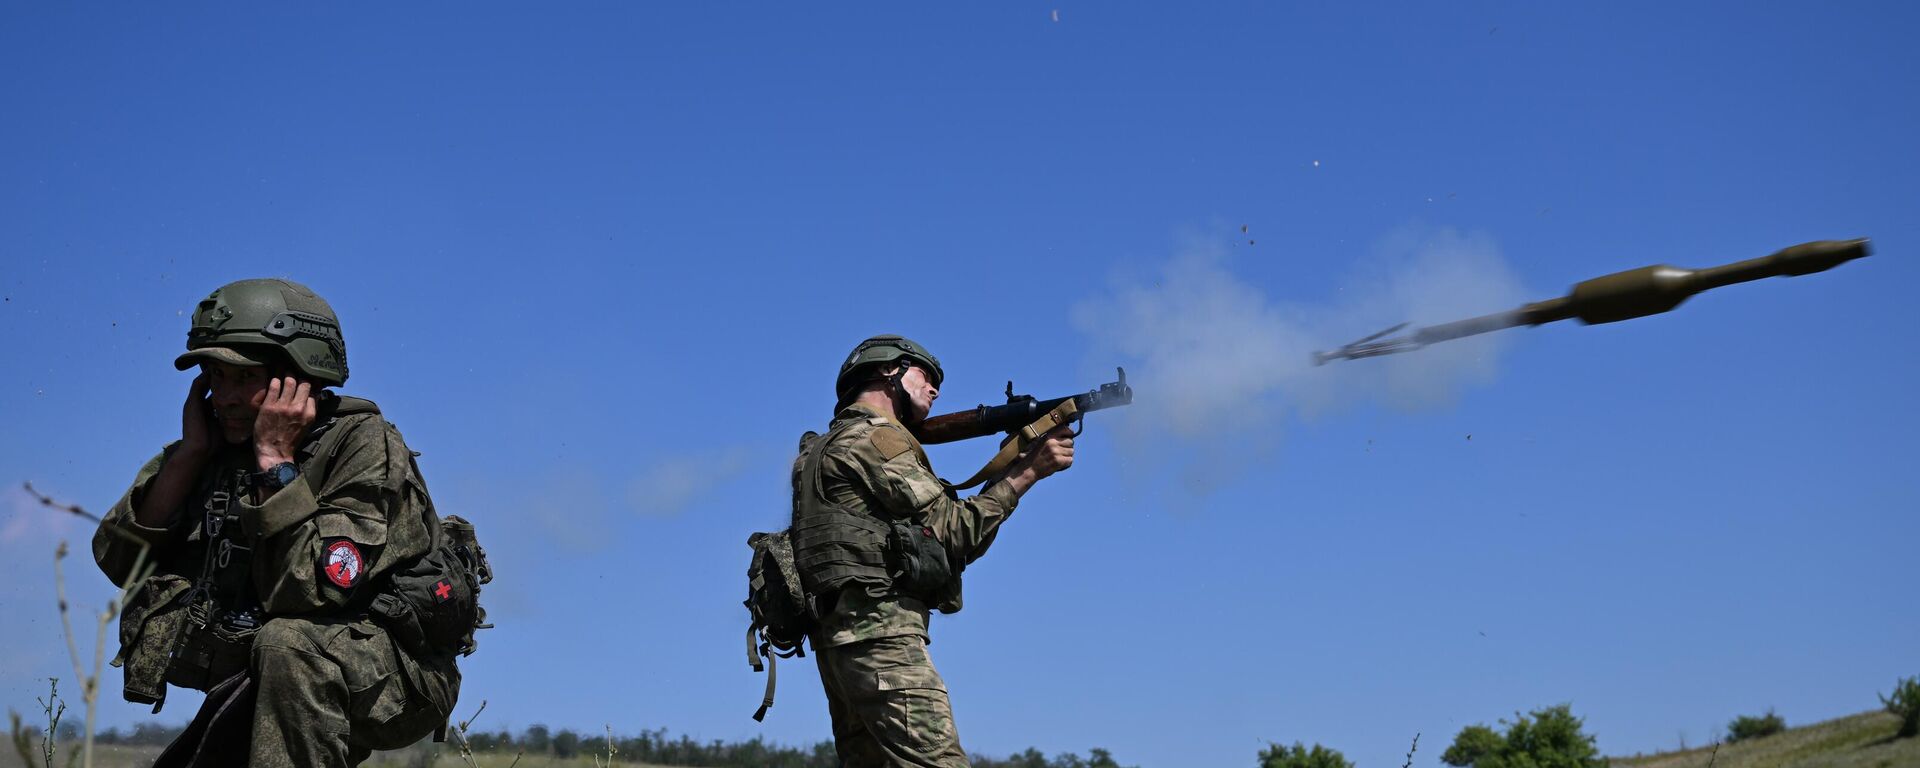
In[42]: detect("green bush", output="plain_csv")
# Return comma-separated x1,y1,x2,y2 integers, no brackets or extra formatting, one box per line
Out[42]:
1726,709,1786,742
1258,741,1354,768
1882,675,1920,738
1440,704,1607,768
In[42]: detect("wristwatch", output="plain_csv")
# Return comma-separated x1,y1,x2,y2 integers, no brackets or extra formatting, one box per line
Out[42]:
257,461,300,490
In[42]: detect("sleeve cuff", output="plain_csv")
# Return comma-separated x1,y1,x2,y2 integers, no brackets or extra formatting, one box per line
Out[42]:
237,476,320,541
111,512,181,548
978,480,1020,515
105,472,182,546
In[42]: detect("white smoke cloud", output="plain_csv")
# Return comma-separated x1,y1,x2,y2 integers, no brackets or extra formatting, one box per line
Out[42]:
1072,226,1529,495
625,445,757,518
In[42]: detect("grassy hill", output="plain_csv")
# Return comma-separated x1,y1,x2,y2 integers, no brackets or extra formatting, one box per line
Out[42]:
1611,710,1917,768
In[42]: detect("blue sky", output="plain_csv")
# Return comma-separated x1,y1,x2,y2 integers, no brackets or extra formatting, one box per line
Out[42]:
2,3,1915,767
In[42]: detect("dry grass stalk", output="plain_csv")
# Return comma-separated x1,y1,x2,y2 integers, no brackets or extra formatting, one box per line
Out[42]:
35,679,70,768
8,710,30,767
449,699,488,768
593,724,617,768
28,482,157,768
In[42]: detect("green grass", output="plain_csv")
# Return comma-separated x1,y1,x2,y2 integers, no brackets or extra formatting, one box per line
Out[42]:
366,749,674,768
0,743,678,768
8,709,1914,768
1,742,162,768
1612,710,1919,768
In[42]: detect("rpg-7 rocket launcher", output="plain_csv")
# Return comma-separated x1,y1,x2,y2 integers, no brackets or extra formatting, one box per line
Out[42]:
1313,238,1872,364
913,368,1134,490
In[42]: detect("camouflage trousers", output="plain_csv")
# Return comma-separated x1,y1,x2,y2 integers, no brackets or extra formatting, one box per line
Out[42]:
815,634,969,768
250,616,459,767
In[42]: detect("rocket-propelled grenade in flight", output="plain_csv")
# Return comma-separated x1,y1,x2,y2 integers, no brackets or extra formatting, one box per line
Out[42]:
1312,238,1873,365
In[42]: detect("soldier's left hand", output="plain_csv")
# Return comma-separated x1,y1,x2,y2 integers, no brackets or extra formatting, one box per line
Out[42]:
253,376,317,471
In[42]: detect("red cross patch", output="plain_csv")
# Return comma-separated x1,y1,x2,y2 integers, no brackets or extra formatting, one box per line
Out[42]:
323,540,363,589
433,580,453,602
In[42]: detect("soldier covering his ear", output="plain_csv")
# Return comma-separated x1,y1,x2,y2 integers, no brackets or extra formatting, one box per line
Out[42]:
94,278,462,767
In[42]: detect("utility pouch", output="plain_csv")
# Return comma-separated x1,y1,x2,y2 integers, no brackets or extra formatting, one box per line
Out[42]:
886,521,954,603
165,604,258,693
116,574,194,707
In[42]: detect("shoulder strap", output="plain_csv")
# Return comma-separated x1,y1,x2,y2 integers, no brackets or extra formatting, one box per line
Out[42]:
800,417,862,506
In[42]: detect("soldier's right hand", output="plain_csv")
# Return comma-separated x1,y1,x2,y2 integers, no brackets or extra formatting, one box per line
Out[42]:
180,372,216,458
1024,425,1075,480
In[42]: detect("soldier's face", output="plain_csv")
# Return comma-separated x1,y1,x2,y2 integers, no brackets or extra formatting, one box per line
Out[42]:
204,360,274,444
899,364,939,423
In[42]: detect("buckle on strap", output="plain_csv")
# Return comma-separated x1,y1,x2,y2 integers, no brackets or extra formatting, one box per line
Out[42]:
371,592,411,620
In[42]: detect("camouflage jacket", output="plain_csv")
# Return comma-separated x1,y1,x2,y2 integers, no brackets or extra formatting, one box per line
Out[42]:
799,402,1020,649
93,396,437,691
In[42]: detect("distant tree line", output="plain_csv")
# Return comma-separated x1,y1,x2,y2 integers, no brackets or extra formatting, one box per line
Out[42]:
86,722,184,746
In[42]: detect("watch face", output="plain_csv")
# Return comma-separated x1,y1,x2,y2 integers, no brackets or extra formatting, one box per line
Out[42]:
271,463,299,487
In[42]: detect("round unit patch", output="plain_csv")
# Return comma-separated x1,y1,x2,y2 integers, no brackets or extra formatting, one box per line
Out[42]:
324,540,364,588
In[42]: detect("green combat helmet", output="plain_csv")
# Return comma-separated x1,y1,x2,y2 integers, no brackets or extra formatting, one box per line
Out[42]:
835,334,943,407
173,278,349,386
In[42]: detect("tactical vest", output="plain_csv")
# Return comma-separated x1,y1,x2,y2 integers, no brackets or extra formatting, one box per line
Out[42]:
788,416,958,609
790,425,892,596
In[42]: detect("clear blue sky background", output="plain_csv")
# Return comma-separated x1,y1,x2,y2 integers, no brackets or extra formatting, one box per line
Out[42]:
3,4,1915,767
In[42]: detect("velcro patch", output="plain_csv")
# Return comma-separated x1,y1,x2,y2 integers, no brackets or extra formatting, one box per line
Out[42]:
323,539,365,589
869,426,914,460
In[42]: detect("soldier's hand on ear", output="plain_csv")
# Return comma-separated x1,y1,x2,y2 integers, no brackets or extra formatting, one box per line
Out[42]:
180,372,216,459
253,376,317,472
1024,425,1076,480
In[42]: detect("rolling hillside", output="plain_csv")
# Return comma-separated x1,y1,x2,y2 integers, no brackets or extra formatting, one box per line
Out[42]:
1612,710,1916,768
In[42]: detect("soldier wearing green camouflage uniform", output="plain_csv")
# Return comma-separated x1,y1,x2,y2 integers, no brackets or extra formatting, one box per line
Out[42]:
93,279,459,767
794,336,1075,768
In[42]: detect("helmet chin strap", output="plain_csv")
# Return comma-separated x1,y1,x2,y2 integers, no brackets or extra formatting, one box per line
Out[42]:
884,366,914,424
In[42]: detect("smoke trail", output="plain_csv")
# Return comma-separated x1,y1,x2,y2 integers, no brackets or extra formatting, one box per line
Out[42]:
1071,226,1528,495
626,445,757,518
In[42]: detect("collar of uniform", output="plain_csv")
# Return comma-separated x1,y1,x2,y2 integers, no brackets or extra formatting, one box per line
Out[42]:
838,401,900,427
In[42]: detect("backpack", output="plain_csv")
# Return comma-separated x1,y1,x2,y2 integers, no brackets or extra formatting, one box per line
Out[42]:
370,445,494,658
743,529,811,721
373,515,494,657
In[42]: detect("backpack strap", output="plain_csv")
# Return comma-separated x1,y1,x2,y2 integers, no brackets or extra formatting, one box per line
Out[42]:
752,640,778,722
746,624,805,722
745,623,764,672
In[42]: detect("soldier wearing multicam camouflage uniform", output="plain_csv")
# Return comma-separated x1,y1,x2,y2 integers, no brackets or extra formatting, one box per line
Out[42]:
793,336,1075,768
93,279,459,767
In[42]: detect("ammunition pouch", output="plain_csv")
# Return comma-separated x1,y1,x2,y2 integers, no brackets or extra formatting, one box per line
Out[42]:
885,520,958,612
